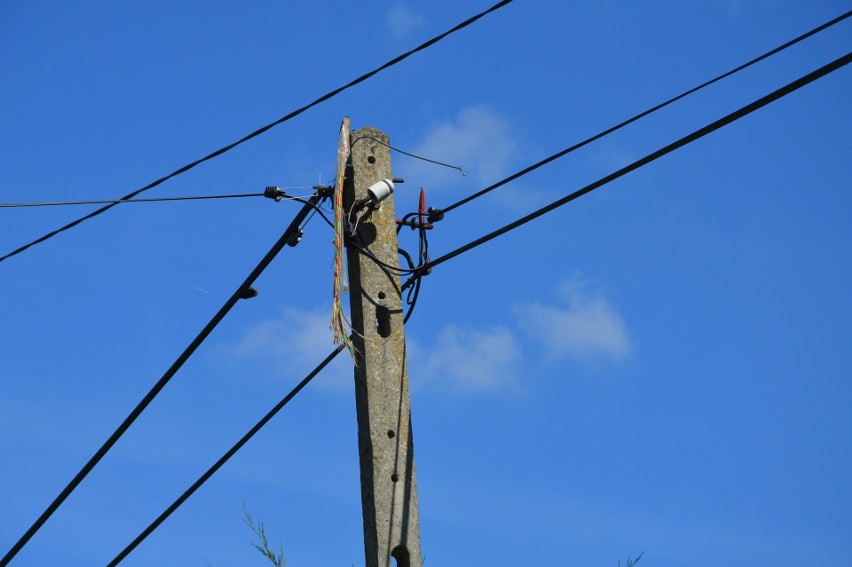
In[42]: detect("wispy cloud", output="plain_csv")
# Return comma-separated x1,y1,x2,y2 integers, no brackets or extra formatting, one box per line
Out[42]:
406,105,515,190
399,105,551,213
411,324,521,393
230,271,631,398
517,273,634,361
231,306,353,391
387,3,425,42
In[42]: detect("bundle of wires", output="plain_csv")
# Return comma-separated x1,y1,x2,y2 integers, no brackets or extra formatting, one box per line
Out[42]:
397,189,432,323
331,118,357,359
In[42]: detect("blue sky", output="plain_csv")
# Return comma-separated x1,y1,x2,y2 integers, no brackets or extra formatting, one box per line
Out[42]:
1,1,851,566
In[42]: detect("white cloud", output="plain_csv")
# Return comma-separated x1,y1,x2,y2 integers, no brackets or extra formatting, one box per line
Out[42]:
411,324,521,393
406,106,515,190
231,306,353,391
517,274,633,361
228,273,630,398
387,3,425,41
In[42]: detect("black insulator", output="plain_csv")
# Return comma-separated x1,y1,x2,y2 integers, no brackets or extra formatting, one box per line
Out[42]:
427,207,444,223
287,227,303,247
238,286,259,299
264,186,283,201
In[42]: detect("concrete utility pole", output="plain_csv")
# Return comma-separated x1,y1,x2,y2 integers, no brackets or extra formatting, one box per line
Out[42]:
345,126,422,567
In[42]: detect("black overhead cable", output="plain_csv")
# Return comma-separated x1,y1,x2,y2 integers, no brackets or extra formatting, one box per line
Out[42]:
76,48,852,567
440,8,852,215
0,0,514,265
5,10,842,562
0,193,266,207
0,192,327,567
93,46,849,561
425,51,851,272
107,346,344,566
108,200,431,563
54,49,848,563
0,192,335,228
108,218,430,563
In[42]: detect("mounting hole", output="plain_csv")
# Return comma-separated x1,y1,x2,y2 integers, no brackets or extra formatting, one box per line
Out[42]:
376,304,391,338
387,429,395,438
378,291,386,300
367,155,376,164
392,546,410,567
391,473,399,483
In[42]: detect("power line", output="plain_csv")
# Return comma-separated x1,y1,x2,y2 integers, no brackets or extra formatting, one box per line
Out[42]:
424,51,851,272
79,45,852,567
6,9,840,560
0,0,514,265
0,190,328,566
113,50,849,562
439,9,852,215
108,218,431,566
107,346,344,566
110,164,430,564
0,189,330,208
0,193,266,208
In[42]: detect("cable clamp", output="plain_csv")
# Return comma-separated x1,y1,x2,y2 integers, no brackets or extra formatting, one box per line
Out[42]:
314,184,334,199
427,207,444,223
264,186,285,202
288,227,303,247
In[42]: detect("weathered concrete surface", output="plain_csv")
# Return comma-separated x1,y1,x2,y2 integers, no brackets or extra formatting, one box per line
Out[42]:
345,126,422,567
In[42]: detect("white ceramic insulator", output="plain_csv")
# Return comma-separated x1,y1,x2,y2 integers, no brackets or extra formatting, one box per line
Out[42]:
367,179,394,204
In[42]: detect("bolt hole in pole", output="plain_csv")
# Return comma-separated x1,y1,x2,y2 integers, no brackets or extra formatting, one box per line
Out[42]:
391,473,399,483
392,545,410,567
367,155,376,164
387,429,395,438
376,304,391,338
